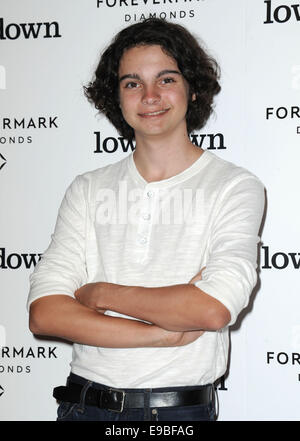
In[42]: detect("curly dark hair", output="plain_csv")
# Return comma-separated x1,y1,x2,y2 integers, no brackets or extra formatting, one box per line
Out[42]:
84,18,221,140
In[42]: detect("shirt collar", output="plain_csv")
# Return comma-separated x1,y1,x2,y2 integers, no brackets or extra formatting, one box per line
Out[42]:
127,150,211,189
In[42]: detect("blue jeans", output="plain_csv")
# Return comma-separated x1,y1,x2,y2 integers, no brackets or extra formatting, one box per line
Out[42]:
56,373,217,421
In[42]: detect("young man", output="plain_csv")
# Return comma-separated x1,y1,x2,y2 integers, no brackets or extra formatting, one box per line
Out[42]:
28,18,265,421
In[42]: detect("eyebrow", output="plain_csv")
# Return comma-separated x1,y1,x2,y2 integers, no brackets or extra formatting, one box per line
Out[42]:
119,69,182,83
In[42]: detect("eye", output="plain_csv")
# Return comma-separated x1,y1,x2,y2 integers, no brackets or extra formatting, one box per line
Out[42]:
124,81,140,89
161,77,175,85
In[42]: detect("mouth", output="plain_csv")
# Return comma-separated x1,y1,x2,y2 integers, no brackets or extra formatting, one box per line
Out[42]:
138,108,170,118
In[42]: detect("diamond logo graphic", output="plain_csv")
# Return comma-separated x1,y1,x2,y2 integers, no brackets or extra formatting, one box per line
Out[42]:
0,386,4,397
0,153,6,170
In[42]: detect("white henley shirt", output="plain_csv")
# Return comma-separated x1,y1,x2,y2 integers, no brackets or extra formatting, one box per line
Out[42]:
27,150,265,388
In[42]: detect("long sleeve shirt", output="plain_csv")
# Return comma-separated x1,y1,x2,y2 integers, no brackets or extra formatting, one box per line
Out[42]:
27,150,265,388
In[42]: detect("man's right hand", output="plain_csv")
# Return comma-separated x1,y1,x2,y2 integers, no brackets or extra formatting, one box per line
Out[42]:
189,267,206,284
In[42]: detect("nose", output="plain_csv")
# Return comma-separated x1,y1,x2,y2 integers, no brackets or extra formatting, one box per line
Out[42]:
142,85,161,105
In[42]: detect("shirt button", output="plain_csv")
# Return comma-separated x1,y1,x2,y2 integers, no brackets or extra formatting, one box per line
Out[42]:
138,236,147,245
142,213,151,221
146,190,154,198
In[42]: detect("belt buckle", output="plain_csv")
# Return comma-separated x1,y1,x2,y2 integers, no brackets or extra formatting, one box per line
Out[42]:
106,388,126,413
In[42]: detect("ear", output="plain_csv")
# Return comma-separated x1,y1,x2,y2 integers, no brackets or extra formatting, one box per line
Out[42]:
192,92,196,102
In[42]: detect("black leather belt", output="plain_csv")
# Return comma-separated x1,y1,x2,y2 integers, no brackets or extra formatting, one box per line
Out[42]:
53,382,212,413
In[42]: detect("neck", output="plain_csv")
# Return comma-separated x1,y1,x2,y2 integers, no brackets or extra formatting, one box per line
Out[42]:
133,130,204,182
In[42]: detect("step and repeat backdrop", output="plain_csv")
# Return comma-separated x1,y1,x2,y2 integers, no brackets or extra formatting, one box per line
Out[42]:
0,0,299,421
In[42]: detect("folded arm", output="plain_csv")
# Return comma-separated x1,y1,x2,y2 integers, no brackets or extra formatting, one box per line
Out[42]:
29,295,204,348
75,277,230,332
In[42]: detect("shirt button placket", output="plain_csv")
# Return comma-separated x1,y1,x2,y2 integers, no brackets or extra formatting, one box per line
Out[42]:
136,186,156,261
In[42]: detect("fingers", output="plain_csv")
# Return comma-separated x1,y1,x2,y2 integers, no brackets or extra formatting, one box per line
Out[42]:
188,266,206,284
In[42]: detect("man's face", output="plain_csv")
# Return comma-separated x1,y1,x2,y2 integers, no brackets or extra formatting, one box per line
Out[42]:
118,45,191,140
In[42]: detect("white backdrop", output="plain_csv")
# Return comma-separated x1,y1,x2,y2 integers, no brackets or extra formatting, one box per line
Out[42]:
0,0,299,421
